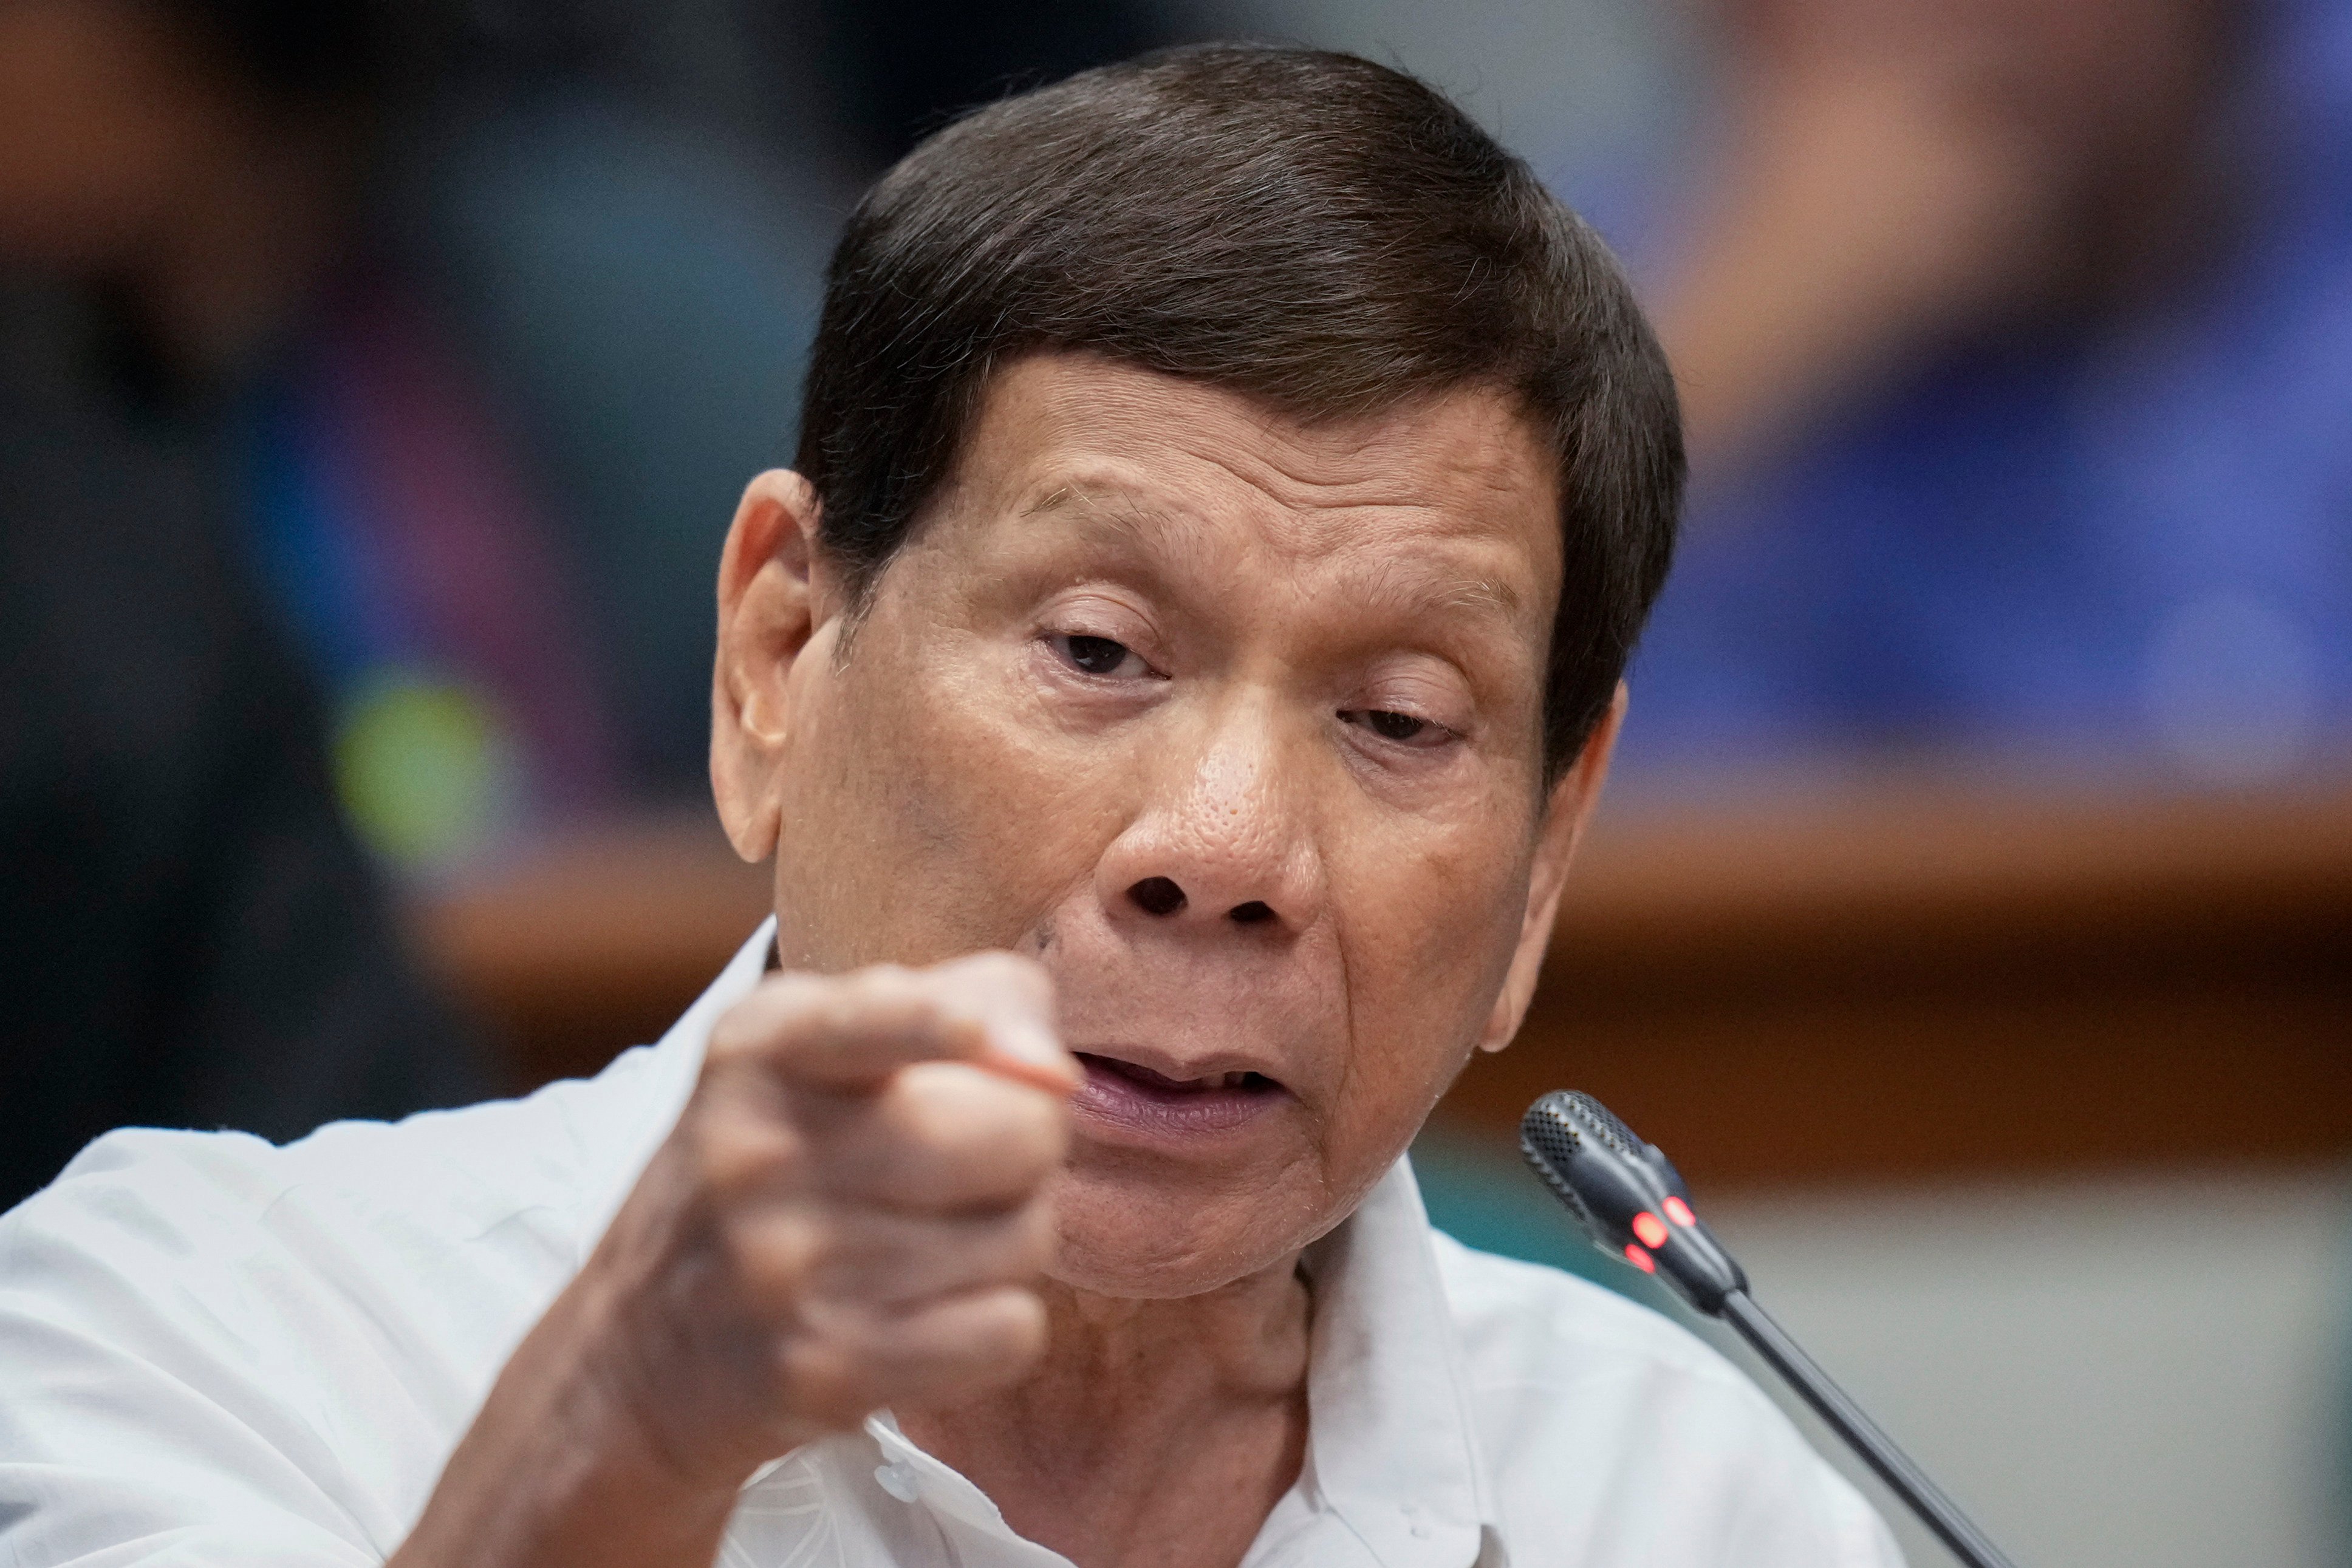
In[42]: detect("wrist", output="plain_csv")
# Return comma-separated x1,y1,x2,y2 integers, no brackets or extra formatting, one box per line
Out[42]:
393,1267,758,1568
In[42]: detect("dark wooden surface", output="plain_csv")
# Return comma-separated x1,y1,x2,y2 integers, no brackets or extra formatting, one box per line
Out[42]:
414,780,2352,1189
1447,779,2352,1187
414,811,772,1092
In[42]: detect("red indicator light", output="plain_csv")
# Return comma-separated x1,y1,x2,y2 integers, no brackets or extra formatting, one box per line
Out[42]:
1632,1212,1670,1249
1664,1196,1696,1228
1623,1242,1656,1273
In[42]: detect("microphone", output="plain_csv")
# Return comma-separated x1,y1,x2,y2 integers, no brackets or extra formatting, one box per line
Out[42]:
1520,1091,2023,1568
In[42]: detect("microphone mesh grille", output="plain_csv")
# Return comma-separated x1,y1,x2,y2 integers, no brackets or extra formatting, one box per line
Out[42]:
1519,1097,1596,1236
1520,1103,1582,1169
1564,1091,1644,1158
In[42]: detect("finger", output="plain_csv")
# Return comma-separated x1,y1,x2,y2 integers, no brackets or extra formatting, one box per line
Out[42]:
808,1061,1068,1212
687,1078,809,1204
921,952,1077,1091
790,1201,1055,1307
776,1286,1050,1430
710,970,985,1087
710,961,1075,1092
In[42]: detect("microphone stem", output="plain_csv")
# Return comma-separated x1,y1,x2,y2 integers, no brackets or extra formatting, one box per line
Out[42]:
1718,1290,2021,1568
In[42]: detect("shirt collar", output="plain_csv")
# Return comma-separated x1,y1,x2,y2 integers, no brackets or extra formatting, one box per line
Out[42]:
584,918,780,1238
689,921,1505,1566
675,916,779,1068
1297,1157,1504,1568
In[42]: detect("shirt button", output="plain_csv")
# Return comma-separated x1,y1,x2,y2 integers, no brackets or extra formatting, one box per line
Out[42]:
875,1461,920,1502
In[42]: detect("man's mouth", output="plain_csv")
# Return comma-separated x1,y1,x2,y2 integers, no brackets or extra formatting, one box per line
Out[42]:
1068,1051,1287,1139
1078,1054,1278,1094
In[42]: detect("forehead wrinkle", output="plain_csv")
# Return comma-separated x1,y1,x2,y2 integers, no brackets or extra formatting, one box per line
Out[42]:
1017,457,1539,642
1181,465,1542,623
1176,419,1549,560
1017,474,1208,554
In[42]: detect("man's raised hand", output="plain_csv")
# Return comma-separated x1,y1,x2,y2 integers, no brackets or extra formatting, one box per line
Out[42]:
392,952,1077,1568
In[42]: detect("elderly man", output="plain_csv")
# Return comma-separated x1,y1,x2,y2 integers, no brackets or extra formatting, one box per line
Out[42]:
0,46,1899,1568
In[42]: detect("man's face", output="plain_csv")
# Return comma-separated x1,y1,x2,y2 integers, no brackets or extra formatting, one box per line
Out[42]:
717,354,1602,1297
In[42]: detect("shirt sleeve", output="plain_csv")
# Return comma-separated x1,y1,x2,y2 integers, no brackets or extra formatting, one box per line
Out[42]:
0,1124,561,1568
1715,1428,1909,1568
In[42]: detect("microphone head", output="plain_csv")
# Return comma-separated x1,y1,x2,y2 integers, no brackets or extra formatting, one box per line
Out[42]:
1520,1091,1746,1316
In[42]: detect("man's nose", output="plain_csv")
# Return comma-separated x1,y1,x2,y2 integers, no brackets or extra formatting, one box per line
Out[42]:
1096,704,1323,933
1121,873,1279,924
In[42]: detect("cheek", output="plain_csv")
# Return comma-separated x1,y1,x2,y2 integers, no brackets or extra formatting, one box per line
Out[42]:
775,627,1129,967
1325,822,1530,1120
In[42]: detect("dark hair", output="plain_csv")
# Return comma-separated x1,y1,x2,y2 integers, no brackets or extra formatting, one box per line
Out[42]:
796,43,1683,779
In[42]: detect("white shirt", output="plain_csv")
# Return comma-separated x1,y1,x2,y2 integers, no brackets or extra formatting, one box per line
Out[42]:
0,922,1901,1568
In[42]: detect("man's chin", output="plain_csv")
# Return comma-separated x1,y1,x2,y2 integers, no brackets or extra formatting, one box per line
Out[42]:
1044,1162,1340,1300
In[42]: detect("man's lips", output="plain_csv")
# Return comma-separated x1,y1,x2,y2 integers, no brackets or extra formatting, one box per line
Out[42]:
1068,1051,1288,1138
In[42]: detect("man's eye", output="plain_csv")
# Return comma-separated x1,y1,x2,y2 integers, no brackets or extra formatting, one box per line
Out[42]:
1051,633,1143,677
1345,709,1448,746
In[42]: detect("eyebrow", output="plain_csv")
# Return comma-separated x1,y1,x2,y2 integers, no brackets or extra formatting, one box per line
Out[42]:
1020,474,1530,629
1019,479,1179,545
1353,556,1526,626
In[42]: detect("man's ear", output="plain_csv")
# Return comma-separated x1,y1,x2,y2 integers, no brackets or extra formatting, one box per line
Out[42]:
711,469,830,864
1477,682,1627,1054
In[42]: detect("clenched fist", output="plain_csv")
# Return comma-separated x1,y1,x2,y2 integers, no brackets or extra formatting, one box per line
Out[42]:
394,953,1078,1568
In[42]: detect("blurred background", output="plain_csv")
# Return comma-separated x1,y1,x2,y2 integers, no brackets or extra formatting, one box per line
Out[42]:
3,0,2348,1563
